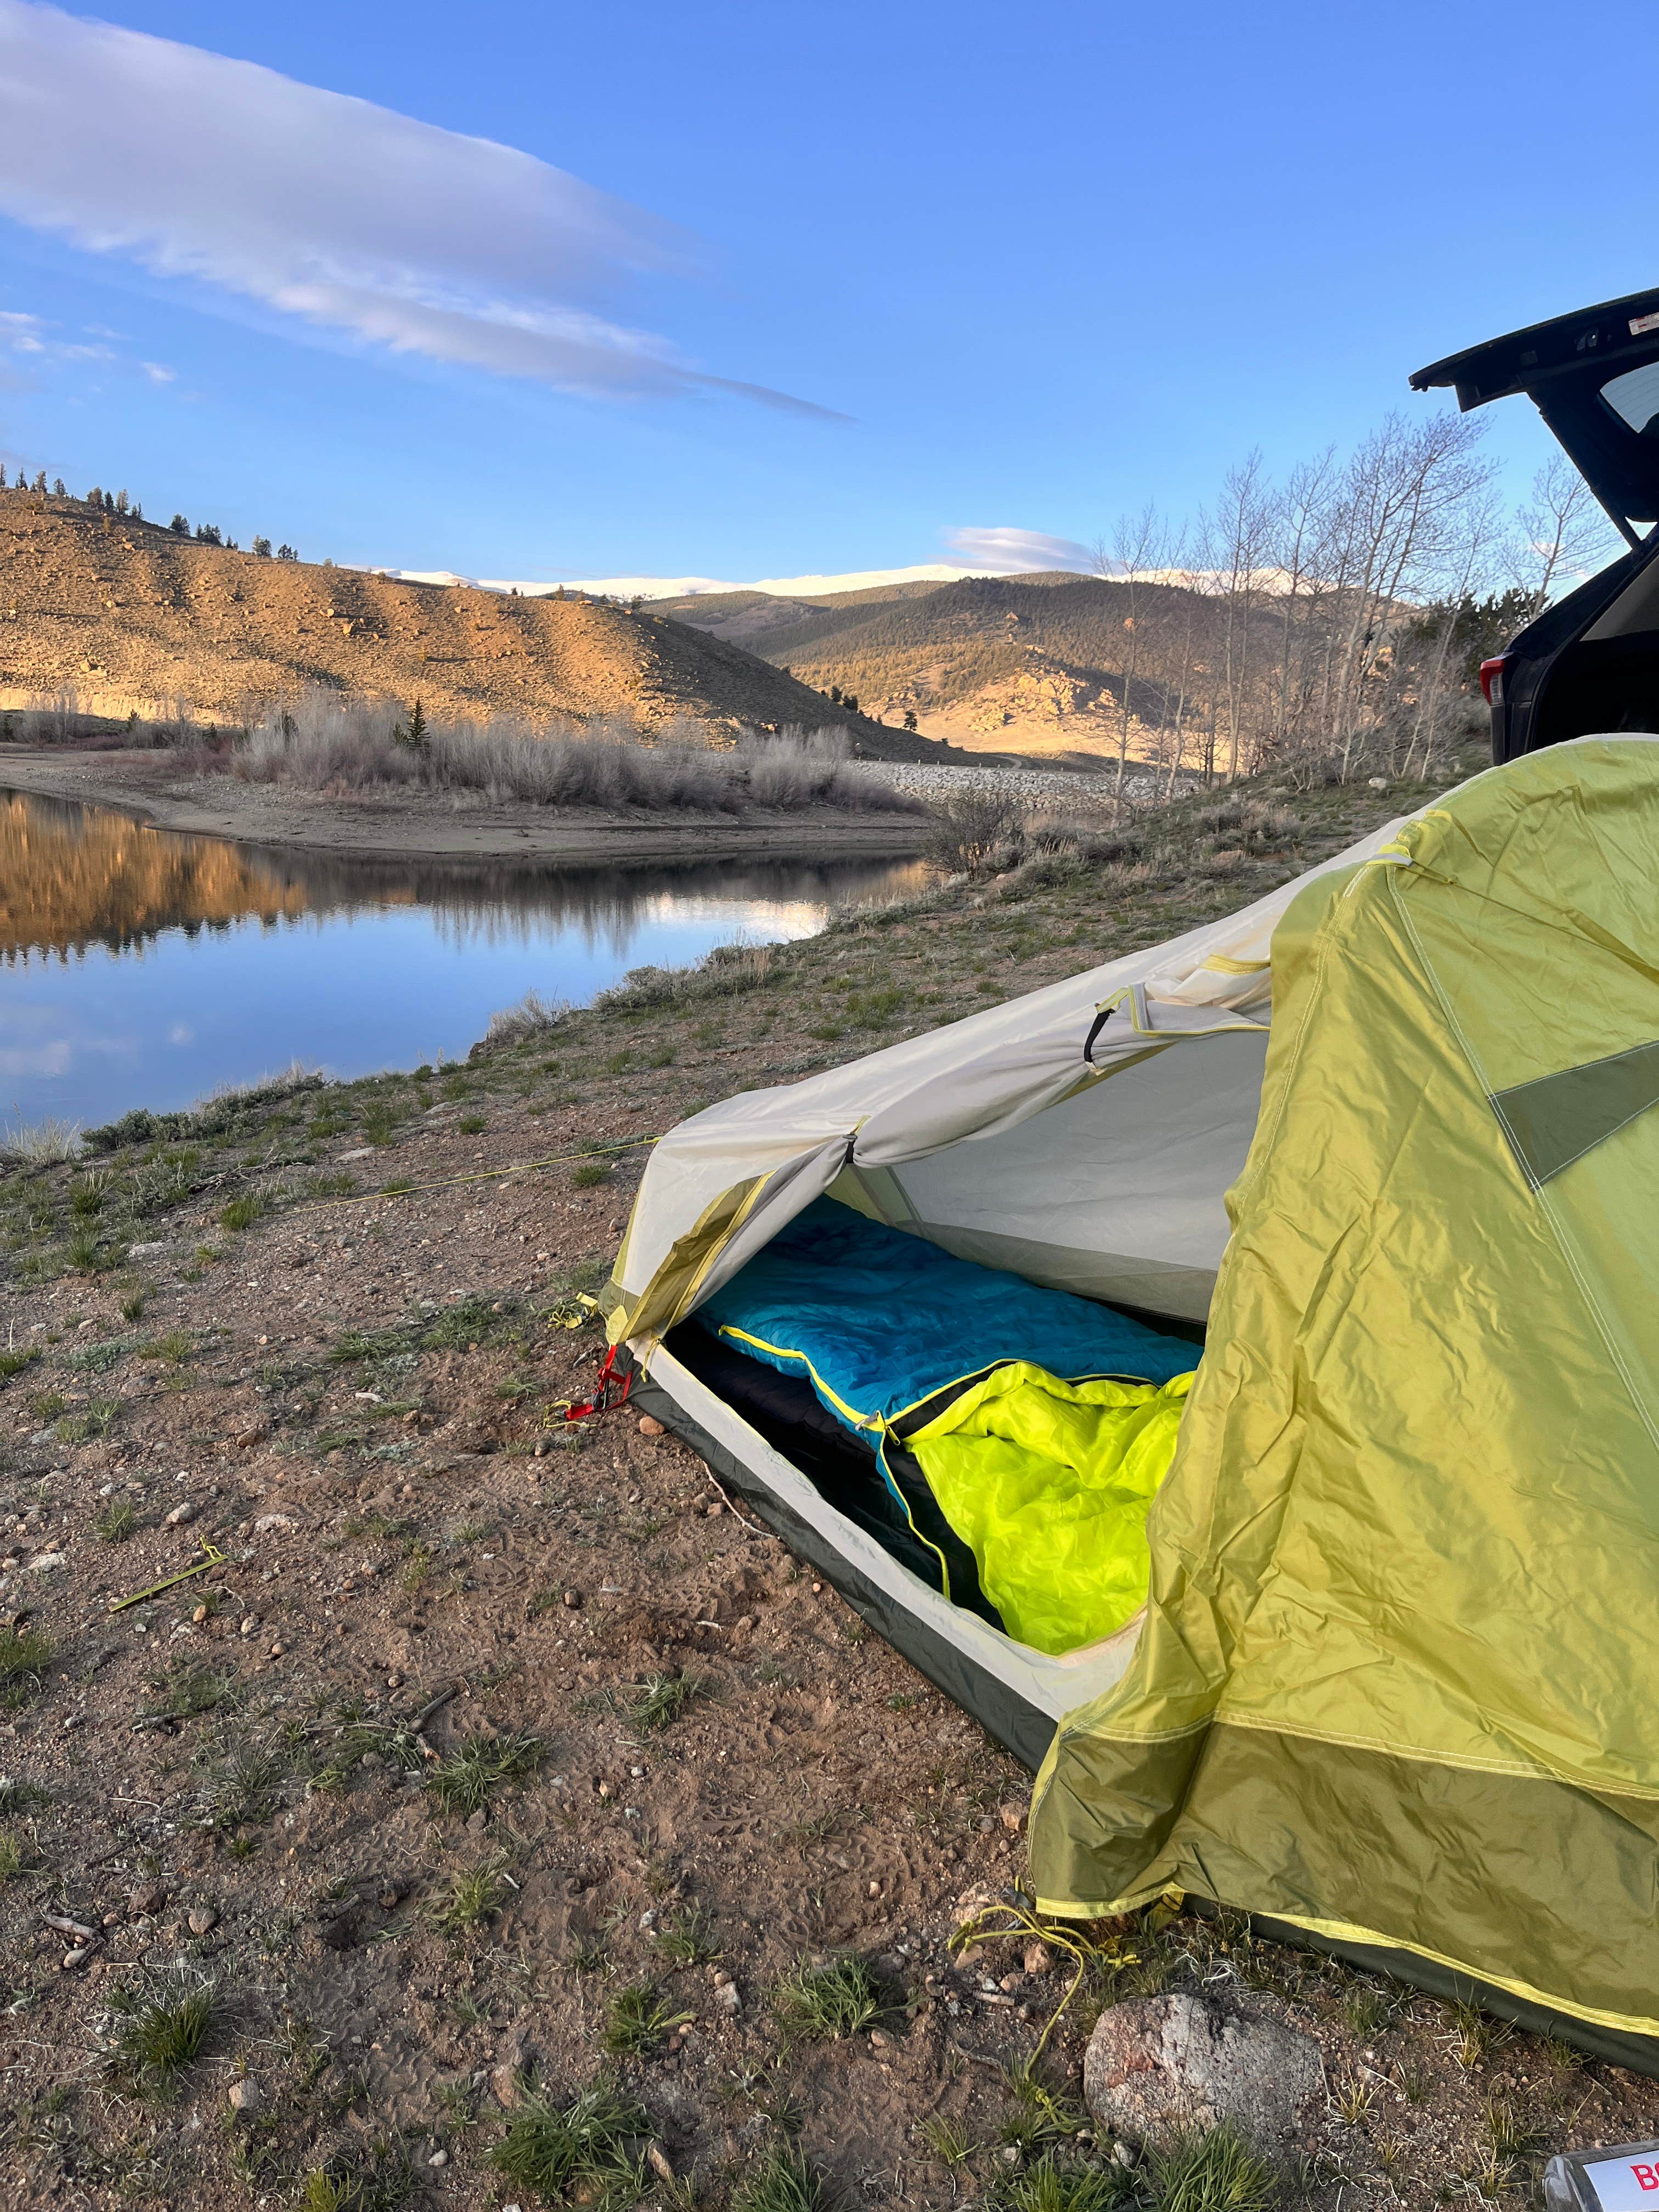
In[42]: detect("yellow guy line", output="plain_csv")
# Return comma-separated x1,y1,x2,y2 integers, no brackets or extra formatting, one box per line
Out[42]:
292,1133,660,1211
109,1542,228,1614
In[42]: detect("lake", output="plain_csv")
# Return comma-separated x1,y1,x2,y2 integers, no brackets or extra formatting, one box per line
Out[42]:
0,789,928,1135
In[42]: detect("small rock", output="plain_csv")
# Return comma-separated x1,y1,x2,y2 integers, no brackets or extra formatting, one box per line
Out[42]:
131,1882,167,1917
1082,1992,1321,2151
427,2148,448,2168
387,1671,404,1689
239,1616,258,1637
1024,1941,1056,1977
637,1415,665,1437
192,1604,208,1625
713,1980,742,2016
227,2076,262,2114
163,1501,196,1528
869,2029,888,2049
102,1911,120,1929
465,1809,488,1834
646,2145,675,2185
253,1513,295,1534
706,1500,724,1517
234,1427,263,1450
188,1905,218,1936
998,1800,1028,1835
268,1641,285,1658
562,1588,582,1609
28,1551,67,1572
737,1615,756,1632
62,1947,90,1971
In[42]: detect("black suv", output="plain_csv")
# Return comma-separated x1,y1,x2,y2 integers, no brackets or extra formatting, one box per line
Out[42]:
1413,286,1659,761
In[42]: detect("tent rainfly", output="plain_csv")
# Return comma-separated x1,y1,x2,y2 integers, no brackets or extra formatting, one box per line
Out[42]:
605,738,1659,2066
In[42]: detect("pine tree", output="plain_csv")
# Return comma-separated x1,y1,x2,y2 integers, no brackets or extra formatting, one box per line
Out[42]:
830,685,842,704
116,489,128,514
50,478,63,498
0,465,7,489
902,708,918,731
131,500,142,520
171,514,189,535
86,484,103,507
252,537,272,558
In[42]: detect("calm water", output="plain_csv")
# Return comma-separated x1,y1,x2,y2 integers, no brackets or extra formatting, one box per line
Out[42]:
0,789,927,1132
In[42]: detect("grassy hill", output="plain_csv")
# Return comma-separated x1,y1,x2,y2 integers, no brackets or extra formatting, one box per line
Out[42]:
0,490,954,759
656,569,1217,757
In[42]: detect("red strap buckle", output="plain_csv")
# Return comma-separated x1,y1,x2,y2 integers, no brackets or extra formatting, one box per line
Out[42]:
563,1342,633,1423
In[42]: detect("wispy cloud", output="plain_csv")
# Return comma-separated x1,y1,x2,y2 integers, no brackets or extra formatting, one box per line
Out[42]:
0,1,834,415
944,526,1093,572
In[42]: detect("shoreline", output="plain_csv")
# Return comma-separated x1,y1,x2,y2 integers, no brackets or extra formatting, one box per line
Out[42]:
0,744,934,864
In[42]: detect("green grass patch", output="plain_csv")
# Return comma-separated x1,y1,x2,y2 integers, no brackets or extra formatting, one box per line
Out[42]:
92,1496,138,1542
425,1730,543,1816
571,1161,611,1188
219,1190,272,1233
431,1861,508,1936
600,1980,692,2058
771,1956,879,2042
490,2083,647,2207
1142,2125,1278,2212
732,2141,833,2212
105,1970,216,2100
0,1626,53,1696
0,1346,40,1381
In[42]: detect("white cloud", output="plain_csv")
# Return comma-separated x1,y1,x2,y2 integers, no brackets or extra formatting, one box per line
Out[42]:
944,526,1093,572
0,1,832,414
141,361,175,385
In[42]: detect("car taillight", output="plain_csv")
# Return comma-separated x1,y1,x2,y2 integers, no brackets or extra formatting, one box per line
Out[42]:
1481,656,1509,707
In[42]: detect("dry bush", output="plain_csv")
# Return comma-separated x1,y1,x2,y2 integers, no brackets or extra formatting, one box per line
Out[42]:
230,691,919,815
736,728,923,813
922,788,1025,874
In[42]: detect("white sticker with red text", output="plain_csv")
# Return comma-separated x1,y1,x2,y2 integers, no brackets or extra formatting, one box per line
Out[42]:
1585,2152,1659,2207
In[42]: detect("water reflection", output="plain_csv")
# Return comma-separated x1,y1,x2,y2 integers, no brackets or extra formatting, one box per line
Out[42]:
0,789,927,1127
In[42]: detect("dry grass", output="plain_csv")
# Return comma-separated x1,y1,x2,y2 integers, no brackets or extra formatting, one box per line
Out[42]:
229,690,918,814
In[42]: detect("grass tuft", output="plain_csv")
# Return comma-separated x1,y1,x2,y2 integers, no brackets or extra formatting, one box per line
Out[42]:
92,1496,138,1542
601,1980,692,2058
297,2141,416,2212
613,1672,703,1733
771,1957,879,2042
1144,2124,1278,2212
425,1730,543,1816
731,2140,833,2212
105,1968,216,2099
431,1861,508,1936
1000,2153,1135,2212
653,1903,719,1967
489,2082,648,2206
0,1626,53,1696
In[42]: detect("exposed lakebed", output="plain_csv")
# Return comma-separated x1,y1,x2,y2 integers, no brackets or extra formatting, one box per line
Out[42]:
0,788,926,1130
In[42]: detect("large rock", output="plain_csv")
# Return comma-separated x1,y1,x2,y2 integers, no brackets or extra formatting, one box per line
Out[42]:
1083,1993,1322,2152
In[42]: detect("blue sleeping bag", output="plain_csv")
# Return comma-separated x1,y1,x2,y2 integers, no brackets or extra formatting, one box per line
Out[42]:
694,1196,1193,1437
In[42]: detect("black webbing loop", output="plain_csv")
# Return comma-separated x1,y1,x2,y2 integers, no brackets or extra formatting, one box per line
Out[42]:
1082,1004,1115,1065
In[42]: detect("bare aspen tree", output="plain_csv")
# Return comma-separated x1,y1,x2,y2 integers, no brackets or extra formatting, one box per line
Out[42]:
1096,503,1163,799
1510,454,1619,619
1208,453,1275,780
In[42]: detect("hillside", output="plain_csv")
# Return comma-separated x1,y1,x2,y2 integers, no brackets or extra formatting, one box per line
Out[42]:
0,490,952,759
659,570,1212,758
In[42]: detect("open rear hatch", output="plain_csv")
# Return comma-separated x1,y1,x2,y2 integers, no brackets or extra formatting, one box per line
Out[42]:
1412,285,1659,542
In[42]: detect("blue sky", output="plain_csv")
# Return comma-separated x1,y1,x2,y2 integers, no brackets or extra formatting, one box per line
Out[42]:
1,0,1656,585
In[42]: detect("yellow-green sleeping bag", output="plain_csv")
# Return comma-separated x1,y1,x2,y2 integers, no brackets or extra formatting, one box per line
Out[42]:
906,1364,1194,1655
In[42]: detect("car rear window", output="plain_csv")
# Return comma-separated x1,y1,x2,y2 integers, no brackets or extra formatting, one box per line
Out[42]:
1602,359,1659,437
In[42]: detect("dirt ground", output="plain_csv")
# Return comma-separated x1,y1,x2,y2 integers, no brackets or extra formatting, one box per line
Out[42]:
3,763,1657,2210
0,747,934,864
